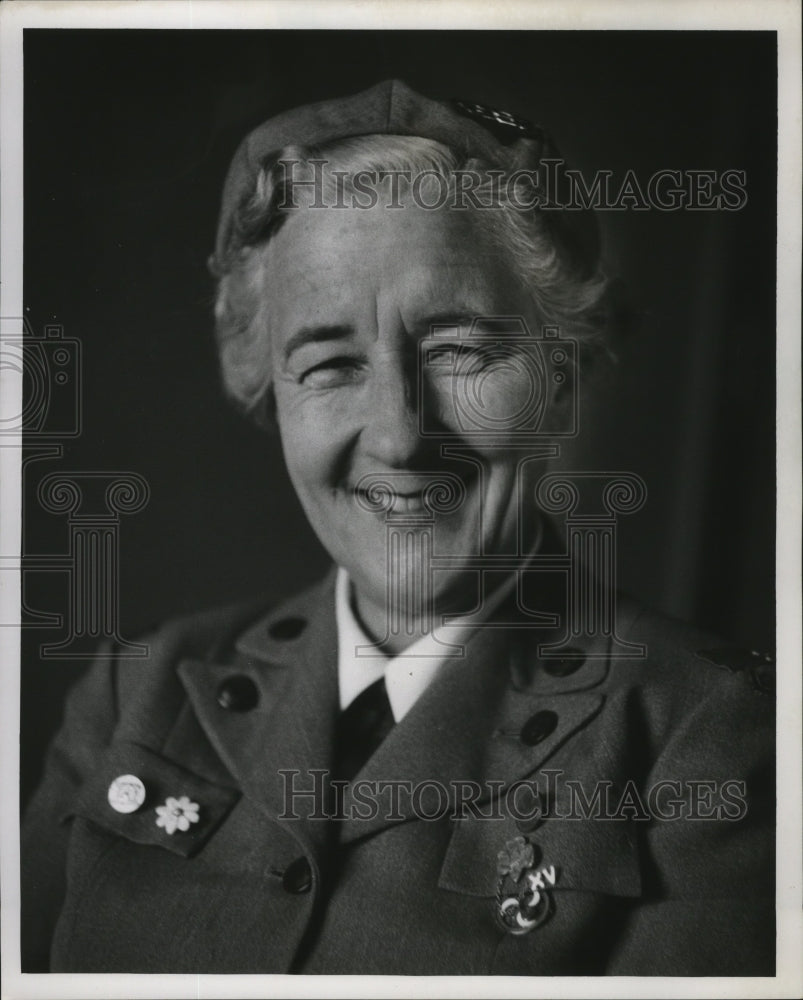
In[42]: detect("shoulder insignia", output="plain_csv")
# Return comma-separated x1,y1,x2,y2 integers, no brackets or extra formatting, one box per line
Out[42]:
695,647,775,694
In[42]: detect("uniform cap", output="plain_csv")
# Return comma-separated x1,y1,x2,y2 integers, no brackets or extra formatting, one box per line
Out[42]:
213,78,599,275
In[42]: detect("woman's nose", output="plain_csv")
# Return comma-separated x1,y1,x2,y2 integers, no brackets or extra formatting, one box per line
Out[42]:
360,360,423,468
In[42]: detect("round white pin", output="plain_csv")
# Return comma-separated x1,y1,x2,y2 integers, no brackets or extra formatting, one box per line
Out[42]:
107,774,146,814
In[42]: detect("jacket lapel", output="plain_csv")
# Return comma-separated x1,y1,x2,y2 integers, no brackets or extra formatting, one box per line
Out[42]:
177,571,340,854
338,598,611,844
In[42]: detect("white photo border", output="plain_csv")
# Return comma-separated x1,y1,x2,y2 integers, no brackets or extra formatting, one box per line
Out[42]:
1,2,800,998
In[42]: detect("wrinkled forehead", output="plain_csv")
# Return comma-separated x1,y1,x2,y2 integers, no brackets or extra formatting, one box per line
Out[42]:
264,195,521,282
260,199,533,339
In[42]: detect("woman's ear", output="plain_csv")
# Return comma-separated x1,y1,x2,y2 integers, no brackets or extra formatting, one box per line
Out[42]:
252,384,278,433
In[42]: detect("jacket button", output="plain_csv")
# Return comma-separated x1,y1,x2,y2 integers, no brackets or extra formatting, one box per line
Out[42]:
269,616,306,640
520,710,558,746
216,675,259,712
543,649,586,676
282,856,312,894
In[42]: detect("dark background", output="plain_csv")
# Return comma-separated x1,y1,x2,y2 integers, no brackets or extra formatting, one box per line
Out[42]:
21,29,776,805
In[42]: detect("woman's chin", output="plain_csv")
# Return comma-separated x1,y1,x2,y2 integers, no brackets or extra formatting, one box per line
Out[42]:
352,567,480,633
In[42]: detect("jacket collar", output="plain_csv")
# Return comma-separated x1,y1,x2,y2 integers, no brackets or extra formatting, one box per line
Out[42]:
177,565,617,848
336,590,611,842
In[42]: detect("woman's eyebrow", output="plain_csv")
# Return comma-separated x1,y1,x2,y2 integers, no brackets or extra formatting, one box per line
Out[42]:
414,311,485,338
422,311,472,328
418,312,508,337
282,324,354,362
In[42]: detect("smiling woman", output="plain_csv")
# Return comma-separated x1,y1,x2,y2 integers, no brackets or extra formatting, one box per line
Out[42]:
210,120,615,647
262,182,569,644
21,78,774,977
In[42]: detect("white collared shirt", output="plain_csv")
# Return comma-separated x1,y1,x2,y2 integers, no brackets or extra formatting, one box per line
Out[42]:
336,522,542,722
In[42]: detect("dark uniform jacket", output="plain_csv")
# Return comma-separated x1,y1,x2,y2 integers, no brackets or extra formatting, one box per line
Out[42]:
21,569,775,975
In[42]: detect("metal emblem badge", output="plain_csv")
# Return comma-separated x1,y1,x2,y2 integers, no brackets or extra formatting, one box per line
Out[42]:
495,835,559,935
451,99,544,143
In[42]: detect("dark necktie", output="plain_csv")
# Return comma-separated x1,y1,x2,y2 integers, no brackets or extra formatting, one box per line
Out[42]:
332,675,395,784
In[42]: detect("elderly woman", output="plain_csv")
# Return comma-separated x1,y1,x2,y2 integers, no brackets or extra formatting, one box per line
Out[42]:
22,80,773,976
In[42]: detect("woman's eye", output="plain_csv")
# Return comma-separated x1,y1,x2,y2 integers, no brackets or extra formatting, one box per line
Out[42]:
299,357,363,388
459,346,498,367
428,344,503,376
427,344,491,372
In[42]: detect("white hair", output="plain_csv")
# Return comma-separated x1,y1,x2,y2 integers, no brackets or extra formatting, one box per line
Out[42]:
211,134,616,428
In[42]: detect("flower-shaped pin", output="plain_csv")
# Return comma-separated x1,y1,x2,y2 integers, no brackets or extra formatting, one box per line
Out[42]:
155,795,200,835
496,835,535,882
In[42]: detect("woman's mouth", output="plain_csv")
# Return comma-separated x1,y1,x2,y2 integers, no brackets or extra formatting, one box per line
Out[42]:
351,469,475,517
353,485,427,514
